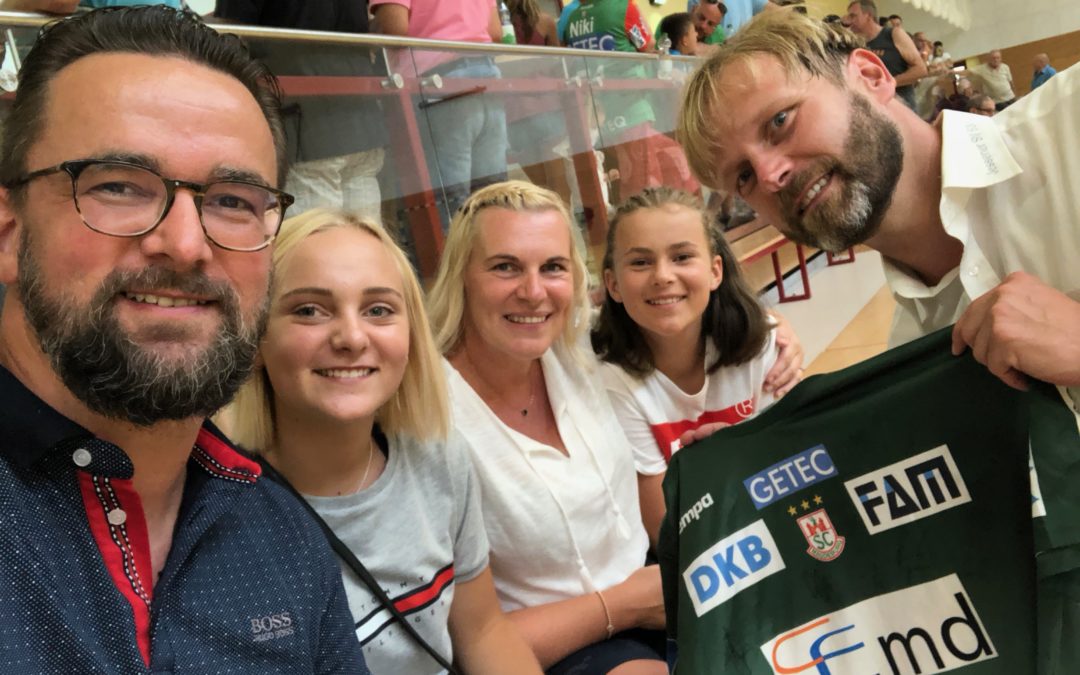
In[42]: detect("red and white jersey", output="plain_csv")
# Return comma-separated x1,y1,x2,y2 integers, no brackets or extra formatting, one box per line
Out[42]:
602,329,778,475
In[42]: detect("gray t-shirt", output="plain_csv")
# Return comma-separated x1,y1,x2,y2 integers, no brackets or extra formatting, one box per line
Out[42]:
304,430,489,675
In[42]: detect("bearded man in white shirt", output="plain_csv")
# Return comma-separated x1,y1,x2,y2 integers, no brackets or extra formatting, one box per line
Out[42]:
677,11,1080,667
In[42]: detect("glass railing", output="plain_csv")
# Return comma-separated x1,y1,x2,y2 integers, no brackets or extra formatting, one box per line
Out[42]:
0,11,702,278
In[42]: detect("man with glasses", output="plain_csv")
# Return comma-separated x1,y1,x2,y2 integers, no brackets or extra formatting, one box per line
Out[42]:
0,7,367,673
967,93,996,116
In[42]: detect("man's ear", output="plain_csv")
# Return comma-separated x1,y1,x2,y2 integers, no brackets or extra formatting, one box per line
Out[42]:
847,48,897,104
0,188,22,285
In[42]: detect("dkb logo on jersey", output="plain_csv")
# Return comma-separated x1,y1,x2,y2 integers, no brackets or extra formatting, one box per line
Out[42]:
682,520,785,617
761,574,996,674
743,445,837,510
845,445,971,535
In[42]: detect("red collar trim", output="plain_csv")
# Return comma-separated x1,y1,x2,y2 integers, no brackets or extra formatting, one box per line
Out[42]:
192,427,261,484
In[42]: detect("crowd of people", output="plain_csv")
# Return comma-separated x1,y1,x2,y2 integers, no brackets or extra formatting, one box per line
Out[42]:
0,2,1077,675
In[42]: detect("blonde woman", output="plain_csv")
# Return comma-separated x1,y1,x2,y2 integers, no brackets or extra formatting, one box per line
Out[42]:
427,182,667,675
224,209,540,675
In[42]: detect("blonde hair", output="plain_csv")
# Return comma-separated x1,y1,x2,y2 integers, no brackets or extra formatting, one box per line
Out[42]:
225,208,449,452
426,180,590,357
678,10,864,189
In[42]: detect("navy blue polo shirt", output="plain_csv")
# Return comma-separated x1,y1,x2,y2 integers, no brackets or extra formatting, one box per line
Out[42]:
0,365,369,674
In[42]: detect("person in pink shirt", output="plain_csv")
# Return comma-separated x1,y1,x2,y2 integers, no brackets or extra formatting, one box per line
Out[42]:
372,0,509,226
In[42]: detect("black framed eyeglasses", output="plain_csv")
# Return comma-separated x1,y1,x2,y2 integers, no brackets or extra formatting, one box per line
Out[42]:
7,159,295,252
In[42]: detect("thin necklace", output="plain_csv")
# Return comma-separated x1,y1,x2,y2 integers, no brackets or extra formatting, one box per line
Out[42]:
463,350,539,418
521,389,536,417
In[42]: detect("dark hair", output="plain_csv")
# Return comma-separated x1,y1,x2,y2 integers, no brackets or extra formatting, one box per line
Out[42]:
0,6,287,191
888,14,901,21
591,187,770,377
658,12,694,49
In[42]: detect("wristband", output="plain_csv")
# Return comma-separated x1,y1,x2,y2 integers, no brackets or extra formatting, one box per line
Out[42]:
595,591,615,640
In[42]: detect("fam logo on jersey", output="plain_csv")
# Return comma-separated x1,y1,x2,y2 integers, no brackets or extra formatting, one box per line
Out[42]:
796,507,846,562
761,574,996,674
845,445,970,535
682,519,785,617
743,445,837,510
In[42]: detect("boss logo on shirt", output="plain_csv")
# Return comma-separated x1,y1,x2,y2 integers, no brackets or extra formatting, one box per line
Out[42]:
683,519,785,617
249,612,294,643
743,445,838,510
761,574,996,674
845,445,971,535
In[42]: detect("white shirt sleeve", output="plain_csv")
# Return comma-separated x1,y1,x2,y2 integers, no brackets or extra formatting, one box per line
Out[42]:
601,366,669,476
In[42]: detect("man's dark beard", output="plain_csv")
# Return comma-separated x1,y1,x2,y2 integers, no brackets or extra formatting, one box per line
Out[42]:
17,229,268,427
778,92,904,252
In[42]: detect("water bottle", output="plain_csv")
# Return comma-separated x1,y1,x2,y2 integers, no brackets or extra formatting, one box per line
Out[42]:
657,33,673,79
499,2,516,45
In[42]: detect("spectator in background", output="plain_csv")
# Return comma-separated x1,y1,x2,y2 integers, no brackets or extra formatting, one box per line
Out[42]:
1031,53,1057,91
844,0,926,110
967,93,996,116
504,0,573,207
930,41,951,64
690,0,726,49
658,11,699,55
562,0,699,200
887,14,901,28
213,1,387,223
933,75,975,118
509,0,558,46
971,49,1016,110
371,0,509,226
712,0,777,37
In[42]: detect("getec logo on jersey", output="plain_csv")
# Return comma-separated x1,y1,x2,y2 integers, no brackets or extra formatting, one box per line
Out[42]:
682,519,785,617
845,445,971,535
743,445,837,510
762,574,996,674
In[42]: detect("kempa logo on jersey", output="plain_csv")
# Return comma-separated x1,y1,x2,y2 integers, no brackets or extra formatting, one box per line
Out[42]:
761,574,996,675
743,445,837,510
683,519,785,617
845,445,971,535
679,493,714,534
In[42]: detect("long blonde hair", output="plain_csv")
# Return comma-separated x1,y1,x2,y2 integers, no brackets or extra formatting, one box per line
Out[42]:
426,180,590,357
224,208,449,451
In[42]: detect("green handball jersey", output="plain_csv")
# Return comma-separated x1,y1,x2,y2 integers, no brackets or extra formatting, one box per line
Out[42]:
659,328,1078,674
561,0,655,132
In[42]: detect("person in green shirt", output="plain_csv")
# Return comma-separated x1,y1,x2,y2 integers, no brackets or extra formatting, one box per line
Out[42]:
691,0,726,48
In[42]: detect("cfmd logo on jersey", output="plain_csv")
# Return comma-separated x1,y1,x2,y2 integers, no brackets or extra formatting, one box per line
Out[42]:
845,445,970,535
744,445,837,510
682,519,785,617
762,574,996,674
796,508,845,562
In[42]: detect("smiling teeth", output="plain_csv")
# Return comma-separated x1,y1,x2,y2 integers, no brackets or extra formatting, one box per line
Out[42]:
801,175,829,210
319,368,374,378
648,297,681,305
125,293,207,308
507,316,545,324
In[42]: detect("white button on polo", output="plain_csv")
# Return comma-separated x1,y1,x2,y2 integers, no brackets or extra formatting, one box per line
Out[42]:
107,509,127,526
72,448,92,467
968,265,979,276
